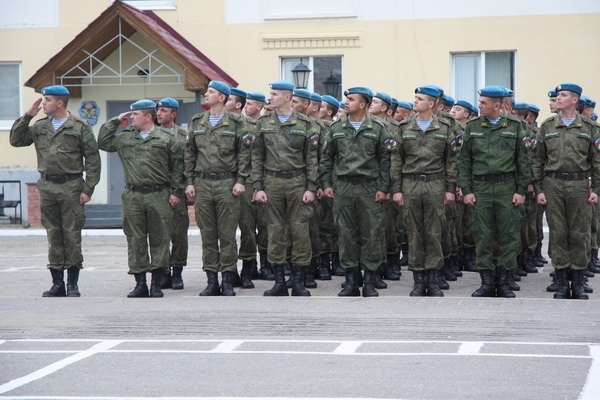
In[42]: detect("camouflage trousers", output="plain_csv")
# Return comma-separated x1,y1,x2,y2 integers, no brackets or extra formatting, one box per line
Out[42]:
402,179,445,271
194,177,240,273
238,183,268,260
170,199,189,268
319,197,337,255
545,177,591,271
384,201,400,254
38,177,86,271
122,187,172,274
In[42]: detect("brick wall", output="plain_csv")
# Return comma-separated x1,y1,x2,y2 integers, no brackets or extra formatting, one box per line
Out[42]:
27,183,41,228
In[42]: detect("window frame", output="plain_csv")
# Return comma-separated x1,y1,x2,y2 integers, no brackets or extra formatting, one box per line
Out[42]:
280,55,344,100
0,62,22,130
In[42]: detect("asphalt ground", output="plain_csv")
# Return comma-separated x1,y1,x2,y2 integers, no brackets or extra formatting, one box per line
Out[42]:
0,230,599,400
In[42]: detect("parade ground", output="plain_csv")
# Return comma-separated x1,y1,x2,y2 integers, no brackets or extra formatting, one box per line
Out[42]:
0,230,599,400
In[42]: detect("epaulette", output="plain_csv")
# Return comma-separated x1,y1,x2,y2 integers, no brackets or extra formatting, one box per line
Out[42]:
397,118,411,127
436,116,452,127
369,116,387,128
539,115,556,127
191,111,206,122
71,115,89,127
504,114,523,124
295,112,313,124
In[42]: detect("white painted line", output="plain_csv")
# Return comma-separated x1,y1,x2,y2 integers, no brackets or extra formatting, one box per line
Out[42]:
0,340,122,395
0,340,5,346
333,341,362,354
457,341,484,355
0,397,403,400
210,340,245,352
580,345,600,400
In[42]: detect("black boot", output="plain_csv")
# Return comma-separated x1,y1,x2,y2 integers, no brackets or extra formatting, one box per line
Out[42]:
523,250,538,273
373,265,388,289
472,269,496,297
362,270,379,297
383,254,401,280
436,270,449,290
331,252,345,276
546,271,558,292
160,268,172,289
583,276,594,293
199,271,221,296
496,269,516,298
250,259,260,280
284,262,292,276
506,270,520,291
338,267,360,297
42,268,66,297
515,251,528,277
221,271,237,296
553,268,570,299
593,248,600,268
535,242,549,264
390,252,402,276
264,265,289,296
462,247,477,272
589,250,600,273
171,266,184,290
291,266,311,296
149,269,164,298
427,270,444,297
240,260,255,289
127,273,149,298
442,258,457,281
231,268,243,287
304,259,318,288
399,244,409,266
316,254,332,280
66,267,81,297
259,251,275,281
513,271,521,282
571,269,589,300
449,254,462,277
409,270,427,296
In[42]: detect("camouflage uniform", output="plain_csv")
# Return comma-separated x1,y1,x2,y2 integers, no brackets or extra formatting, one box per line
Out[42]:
169,125,189,269
10,113,101,271
98,117,184,275
185,111,252,273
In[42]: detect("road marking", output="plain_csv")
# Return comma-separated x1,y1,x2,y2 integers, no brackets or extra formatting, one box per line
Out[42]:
210,340,244,352
457,341,484,355
580,345,600,400
0,340,122,395
0,397,405,400
333,341,362,354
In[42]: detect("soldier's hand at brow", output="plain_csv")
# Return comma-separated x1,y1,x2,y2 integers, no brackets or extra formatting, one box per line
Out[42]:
302,190,315,204
322,188,334,199
588,192,598,204
374,191,387,203
26,98,43,117
79,193,91,205
169,195,181,207
443,192,455,205
392,192,404,206
536,193,547,205
232,183,245,197
512,193,525,207
117,111,132,121
463,193,476,207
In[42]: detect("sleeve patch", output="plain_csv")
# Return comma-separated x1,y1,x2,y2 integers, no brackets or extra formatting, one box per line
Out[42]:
595,138,600,152
309,134,319,148
384,138,398,150
242,133,255,146
522,136,532,148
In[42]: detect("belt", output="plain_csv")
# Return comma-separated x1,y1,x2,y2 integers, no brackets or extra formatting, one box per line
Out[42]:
42,173,82,184
403,173,444,182
265,168,305,179
472,173,515,183
337,175,375,184
550,171,590,181
125,183,169,194
199,172,236,180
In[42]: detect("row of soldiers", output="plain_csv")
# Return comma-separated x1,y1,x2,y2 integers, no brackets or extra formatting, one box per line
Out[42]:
10,80,599,300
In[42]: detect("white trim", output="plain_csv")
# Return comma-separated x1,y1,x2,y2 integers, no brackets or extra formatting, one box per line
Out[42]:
117,1,176,11
0,62,22,130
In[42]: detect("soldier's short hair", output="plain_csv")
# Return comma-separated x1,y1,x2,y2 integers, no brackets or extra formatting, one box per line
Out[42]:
54,95,69,107
141,108,157,119
232,94,246,109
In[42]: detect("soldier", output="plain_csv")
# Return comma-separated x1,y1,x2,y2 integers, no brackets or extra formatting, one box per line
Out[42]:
336,101,346,121
450,100,478,129
155,98,189,290
548,90,558,114
393,101,413,123
443,95,455,113
320,86,393,297
244,92,266,120
10,85,101,297
391,86,458,296
458,86,530,298
98,99,184,298
533,83,600,300
308,92,322,120
185,81,252,296
252,80,319,297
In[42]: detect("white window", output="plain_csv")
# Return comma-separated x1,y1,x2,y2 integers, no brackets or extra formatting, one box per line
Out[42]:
452,51,515,106
0,63,22,130
281,56,343,100
117,1,176,10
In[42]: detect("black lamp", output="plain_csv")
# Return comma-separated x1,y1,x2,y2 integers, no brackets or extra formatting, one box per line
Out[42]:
291,59,311,89
323,71,341,99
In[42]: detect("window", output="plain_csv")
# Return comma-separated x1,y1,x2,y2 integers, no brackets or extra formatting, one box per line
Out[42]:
116,1,176,10
452,51,515,106
0,63,21,130
281,56,343,100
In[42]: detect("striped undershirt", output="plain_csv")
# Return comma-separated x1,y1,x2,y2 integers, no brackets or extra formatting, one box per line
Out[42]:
487,116,502,125
416,119,432,131
51,117,68,131
278,114,291,123
349,120,363,131
561,118,576,126
209,115,223,126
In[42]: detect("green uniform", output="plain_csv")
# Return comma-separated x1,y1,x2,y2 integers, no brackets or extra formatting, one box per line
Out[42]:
99,117,184,274
320,116,392,272
391,115,458,271
168,125,189,268
185,111,252,273
458,114,530,271
10,113,101,270
251,111,319,267
318,120,337,255
531,114,600,270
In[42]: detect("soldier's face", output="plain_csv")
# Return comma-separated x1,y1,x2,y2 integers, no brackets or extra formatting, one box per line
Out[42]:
204,88,225,107
393,108,410,122
319,102,330,119
555,91,578,111
156,107,175,125
291,96,308,113
336,108,346,120
244,100,262,117
413,94,433,113
130,110,151,130
450,105,469,121
345,94,364,115
477,97,500,117
42,96,60,115
369,98,384,115
549,98,558,113
269,90,290,109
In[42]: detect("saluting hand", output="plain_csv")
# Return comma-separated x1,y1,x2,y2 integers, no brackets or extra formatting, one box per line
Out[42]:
26,98,43,117
117,111,132,122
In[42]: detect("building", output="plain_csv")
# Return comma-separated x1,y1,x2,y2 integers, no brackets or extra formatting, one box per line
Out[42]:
1,0,599,224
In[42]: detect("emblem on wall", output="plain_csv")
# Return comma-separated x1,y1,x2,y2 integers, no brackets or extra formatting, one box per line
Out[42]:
78,101,100,126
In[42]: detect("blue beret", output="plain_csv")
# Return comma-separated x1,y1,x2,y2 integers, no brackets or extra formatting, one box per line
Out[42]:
396,101,413,110
592,113,598,121
310,93,322,103
230,88,247,98
208,80,231,96
548,90,557,98
579,95,590,105
423,85,444,96
455,100,476,114
41,85,69,96
415,86,442,98
247,92,266,102
506,88,514,97
339,101,346,109
321,95,339,109
157,97,179,109
391,98,399,107
444,95,455,107
344,87,374,99
528,104,540,114
374,92,392,105
513,102,529,111
270,80,295,91
130,99,157,111
293,89,312,100
590,100,597,108
556,83,582,96
478,86,507,98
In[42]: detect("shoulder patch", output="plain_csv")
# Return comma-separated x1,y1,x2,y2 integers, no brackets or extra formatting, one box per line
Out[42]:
384,138,398,150
242,132,255,146
595,138,600,152
309,133,319,148
522,136,532,148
